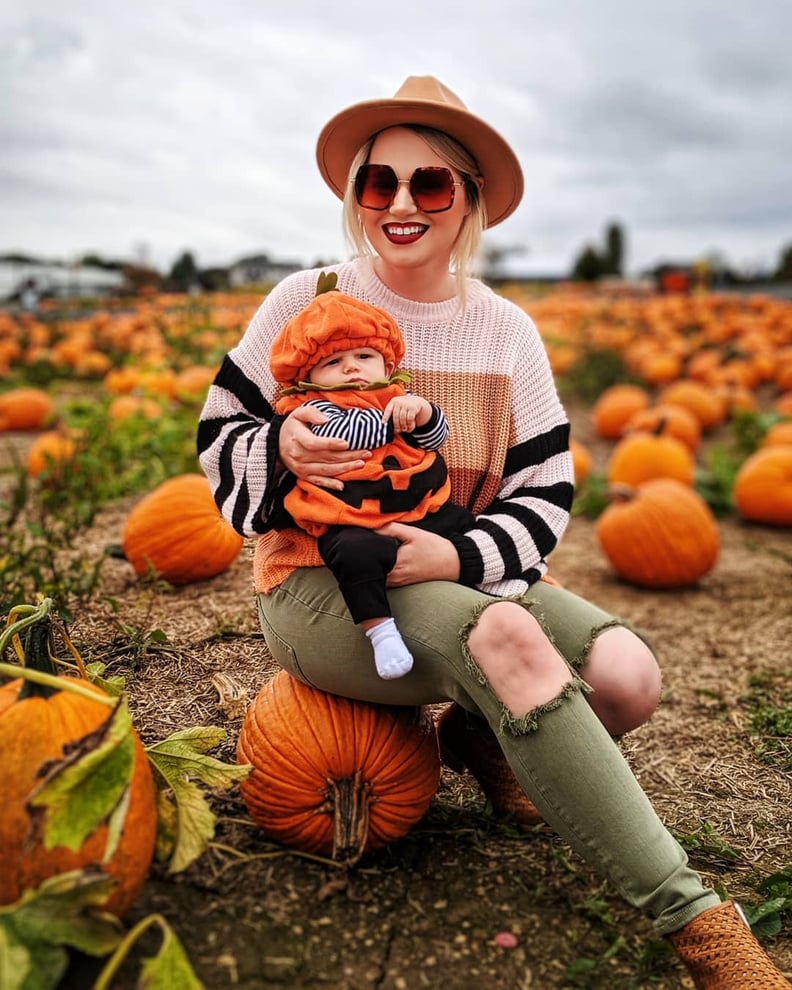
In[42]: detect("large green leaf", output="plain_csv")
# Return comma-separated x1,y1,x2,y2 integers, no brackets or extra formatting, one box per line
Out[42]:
28,697,135,859
0,869,122,990
146,726,250,873
138,919,204,989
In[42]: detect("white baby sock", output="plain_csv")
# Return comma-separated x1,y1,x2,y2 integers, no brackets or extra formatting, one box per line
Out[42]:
365,617,414,680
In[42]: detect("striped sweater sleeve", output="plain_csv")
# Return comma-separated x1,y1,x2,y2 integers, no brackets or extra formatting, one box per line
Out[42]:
451,417,573,590
197,271,322,535
411,404,449,449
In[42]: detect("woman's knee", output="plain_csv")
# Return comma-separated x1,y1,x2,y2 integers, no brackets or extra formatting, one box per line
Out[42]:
468,602,551,663
466,601,572,714
583,625,662,735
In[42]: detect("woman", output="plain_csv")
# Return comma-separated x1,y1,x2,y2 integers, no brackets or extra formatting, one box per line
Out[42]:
198,76,788,987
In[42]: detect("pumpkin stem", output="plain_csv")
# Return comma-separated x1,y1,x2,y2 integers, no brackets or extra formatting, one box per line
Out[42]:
605,482,638,503
0,598,58,700
18,614,58,700
0,598,52,658
329,769,371,866
1,598,112,705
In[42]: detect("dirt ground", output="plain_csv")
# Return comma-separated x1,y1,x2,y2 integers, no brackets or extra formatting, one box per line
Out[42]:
42,404,792,989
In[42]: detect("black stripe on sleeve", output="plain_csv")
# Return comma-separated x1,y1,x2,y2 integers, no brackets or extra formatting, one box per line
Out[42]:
493,481,575,514
475,517,523,573
214,354,274,420
488,504,559,559
213,421,257,510
232,475,252,534
503,422,570,476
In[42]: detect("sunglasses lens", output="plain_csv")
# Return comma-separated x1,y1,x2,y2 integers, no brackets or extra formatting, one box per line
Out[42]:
355,164,397,210
411,167,456,212
354,165,459,213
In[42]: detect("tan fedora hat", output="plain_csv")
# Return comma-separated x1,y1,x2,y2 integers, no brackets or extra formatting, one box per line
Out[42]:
316,75,524,228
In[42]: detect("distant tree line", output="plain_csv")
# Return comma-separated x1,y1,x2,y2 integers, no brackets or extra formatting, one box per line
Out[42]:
568,220,792,285
775,243,792,281
570,221,626,280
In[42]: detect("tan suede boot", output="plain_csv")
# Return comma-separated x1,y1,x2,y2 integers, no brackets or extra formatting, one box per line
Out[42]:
436,703,544,826
668,900,790,988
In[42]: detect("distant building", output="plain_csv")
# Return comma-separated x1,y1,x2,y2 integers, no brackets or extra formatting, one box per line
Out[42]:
0,260,126,303
228,254,303,289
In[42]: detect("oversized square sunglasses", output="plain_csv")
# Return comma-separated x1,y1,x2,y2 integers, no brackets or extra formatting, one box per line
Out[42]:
353,163,465,214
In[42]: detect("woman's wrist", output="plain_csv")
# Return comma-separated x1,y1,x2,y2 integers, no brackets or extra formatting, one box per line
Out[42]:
448,533,483,586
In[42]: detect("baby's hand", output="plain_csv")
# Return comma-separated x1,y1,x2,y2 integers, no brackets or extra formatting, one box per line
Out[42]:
382,395,432,432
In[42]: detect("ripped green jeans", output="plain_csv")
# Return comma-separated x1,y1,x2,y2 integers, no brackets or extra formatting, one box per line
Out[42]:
258,568,720,936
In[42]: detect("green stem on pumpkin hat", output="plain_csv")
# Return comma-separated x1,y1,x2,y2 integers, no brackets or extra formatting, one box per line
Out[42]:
282,369,412,396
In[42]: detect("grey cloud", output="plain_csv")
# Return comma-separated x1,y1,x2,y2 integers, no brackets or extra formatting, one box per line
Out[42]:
1,0,790,275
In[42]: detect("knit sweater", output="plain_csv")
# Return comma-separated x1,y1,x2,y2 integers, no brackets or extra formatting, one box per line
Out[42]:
197,257,574,596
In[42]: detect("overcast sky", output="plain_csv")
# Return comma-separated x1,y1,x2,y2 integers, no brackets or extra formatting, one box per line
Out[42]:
3,0,791,278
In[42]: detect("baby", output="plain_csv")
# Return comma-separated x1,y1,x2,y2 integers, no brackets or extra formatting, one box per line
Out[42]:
269,277,473,678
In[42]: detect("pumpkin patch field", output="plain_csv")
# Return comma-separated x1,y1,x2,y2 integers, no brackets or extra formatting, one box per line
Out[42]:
1,286,791,989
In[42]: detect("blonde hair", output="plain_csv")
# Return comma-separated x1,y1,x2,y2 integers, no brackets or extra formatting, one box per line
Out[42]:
341,125,488,303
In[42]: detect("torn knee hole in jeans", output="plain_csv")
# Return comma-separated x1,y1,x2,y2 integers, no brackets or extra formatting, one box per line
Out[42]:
458,596,592,734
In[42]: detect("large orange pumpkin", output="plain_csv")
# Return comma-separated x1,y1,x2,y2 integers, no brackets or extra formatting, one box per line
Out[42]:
26,429,77,478
733,447,792,526
624,403,702,453
592,384,650,439
237,671,441,865
0,615,157,916
0,387,55,431
596,478,720,588
606,430,695,488
122,473,244,585
658,380,726,431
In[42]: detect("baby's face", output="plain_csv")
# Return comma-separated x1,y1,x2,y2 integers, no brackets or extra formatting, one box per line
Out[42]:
307,347,389,387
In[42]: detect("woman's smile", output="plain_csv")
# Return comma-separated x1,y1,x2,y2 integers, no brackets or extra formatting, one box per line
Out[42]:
382,223,428,244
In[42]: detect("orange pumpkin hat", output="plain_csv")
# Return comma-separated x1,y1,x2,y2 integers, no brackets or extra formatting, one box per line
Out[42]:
270,287,405,389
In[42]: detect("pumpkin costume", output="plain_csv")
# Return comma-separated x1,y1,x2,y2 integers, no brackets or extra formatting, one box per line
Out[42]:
269,284,474,641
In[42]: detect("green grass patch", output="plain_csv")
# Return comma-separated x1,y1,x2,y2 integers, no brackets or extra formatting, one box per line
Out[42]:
673,820,740,865
572,472,610,519
742,672,792,771
557,348,632,404
1,393,203,617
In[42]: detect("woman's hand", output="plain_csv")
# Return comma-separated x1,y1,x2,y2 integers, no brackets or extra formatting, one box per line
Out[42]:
376,522,461,586
279,406,370,490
